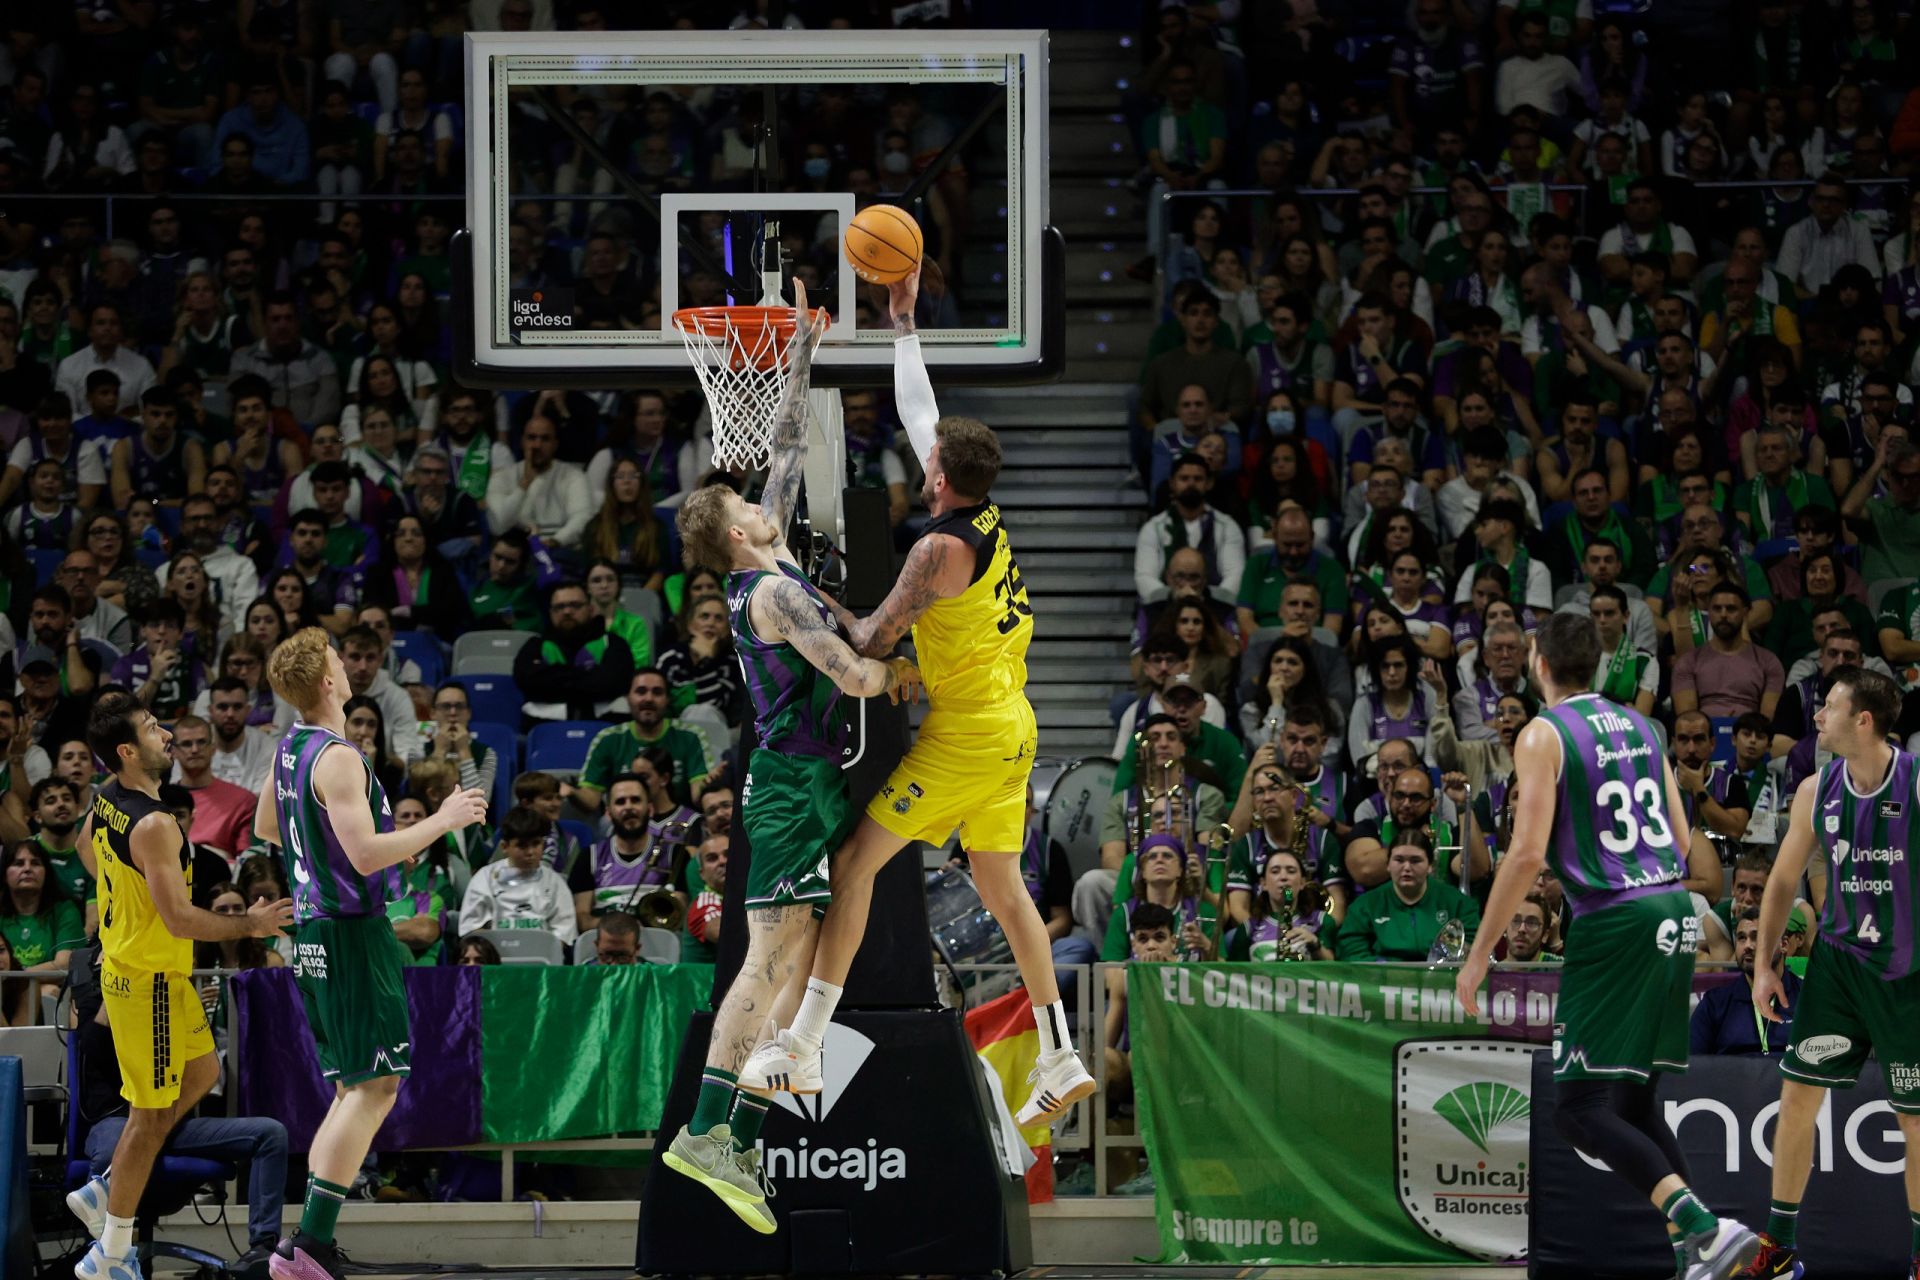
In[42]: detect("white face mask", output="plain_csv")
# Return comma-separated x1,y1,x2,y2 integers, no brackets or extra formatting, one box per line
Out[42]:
881,150,911,175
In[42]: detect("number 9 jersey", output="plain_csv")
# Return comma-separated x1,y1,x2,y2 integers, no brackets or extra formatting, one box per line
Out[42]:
911,500,1031,709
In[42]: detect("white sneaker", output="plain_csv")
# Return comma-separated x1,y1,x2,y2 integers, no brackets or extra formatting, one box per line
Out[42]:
67,1175,108,1238
74,1241,141,1280
737,1028,822,1094
1015,1049,1096,1127
1682,1219,1762,1280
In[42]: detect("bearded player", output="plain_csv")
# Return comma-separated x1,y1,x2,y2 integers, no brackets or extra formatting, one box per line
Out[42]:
1742,667,1920,1280
664,281,918,1232
255,628,488,1280
67,693,292,1280
742,267,1095,1125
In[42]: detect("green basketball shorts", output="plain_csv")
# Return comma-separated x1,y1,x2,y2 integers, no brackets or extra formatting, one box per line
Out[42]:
293,914,413,1086
740,749,851,910
1552,890,1699,1082
1781,939,1920,1112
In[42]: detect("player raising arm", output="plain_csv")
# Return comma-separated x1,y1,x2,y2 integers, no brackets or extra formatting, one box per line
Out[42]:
68,693,292,1280
742,266,1096,1129
253,628,487,1280
1456,614,1760,1280
666,281,918,1232
1745,667,1920,1280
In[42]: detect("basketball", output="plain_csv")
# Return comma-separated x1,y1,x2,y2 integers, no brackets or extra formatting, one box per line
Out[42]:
843,204,924,284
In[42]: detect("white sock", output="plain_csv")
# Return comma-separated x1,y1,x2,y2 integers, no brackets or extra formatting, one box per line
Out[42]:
101,1214,135,1259
1034,999,1069,1056
789,978,843,1050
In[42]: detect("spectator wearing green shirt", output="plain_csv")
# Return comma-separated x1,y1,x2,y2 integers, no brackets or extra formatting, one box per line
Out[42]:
1110,686,1246,799
135,15,222,167
1335,839,1481,961
1842,436,1920,583
586,558,654,669
1238,506,1349,637
470,530,541,632
568,668,712,816
1100,833,1221,962
0,843,84,996
1141,60,1229,263
28,778,94,935
1876,575,1920,696
386,796,450,965
1734,418,1835,550
1501,894,1561,964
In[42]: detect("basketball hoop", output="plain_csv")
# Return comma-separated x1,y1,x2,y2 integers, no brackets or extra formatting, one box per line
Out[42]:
673,304,829,470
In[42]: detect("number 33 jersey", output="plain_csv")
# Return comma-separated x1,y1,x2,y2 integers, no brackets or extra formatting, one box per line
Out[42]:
912,500,1031,709
1539,693,1686,917
1813,747,1919,979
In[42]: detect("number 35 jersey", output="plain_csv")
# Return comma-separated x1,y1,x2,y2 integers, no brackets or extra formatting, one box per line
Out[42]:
1540,693,1686,917
1813,747,1919,979
912,500,1031,709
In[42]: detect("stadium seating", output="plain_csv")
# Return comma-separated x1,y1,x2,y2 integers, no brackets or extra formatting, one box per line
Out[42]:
390,630,448,688
527,721,605,774
452,631,535,676
471,929,567,966
451,676,524,731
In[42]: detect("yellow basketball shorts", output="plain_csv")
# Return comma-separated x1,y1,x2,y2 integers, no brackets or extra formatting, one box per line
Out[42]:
101,959,213,1109
867,698,1037,852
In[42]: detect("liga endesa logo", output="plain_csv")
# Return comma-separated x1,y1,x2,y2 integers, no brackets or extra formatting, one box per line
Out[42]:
762,1023,908,1190
509,288,574,329
1395,1039,1536,1262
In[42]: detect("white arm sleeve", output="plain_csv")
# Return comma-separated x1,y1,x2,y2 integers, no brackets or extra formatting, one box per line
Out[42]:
894,334,940,466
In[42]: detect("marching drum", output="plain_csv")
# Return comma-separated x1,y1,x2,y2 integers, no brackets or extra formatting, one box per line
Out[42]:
1042,756,1117,884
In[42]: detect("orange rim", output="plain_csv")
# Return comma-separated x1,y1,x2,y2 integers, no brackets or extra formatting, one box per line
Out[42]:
673,305,830,371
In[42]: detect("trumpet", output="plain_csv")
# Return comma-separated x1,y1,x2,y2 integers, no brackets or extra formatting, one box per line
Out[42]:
1276,881,1329,961
1127,731,1195,859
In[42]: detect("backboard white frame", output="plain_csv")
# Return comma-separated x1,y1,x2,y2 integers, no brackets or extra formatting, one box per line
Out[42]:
463,29,1050,379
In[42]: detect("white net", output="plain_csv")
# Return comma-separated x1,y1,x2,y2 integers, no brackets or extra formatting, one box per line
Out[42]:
673,307,821,471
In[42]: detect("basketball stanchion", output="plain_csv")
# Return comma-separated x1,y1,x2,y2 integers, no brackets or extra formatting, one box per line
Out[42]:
636,283,1029,1279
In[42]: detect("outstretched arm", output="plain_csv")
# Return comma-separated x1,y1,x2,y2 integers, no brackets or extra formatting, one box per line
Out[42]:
890,267,939,466
753,575,911,699
847,532,965,657
762,278,821,549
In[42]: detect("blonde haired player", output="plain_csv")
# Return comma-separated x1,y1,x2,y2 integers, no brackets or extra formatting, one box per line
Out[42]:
254,628,488,1280
742,266,1095,1124
68,691,293,1280
664,281,919,1232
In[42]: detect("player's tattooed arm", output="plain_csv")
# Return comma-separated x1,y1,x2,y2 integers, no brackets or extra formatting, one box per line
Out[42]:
762,576,910,698
761,279,819,546
848,533,955,657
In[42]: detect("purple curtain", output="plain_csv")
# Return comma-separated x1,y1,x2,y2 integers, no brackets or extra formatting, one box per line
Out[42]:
233,966,483,1151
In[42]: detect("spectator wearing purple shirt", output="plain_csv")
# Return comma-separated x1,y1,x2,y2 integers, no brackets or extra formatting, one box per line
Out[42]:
1390,0,1487,143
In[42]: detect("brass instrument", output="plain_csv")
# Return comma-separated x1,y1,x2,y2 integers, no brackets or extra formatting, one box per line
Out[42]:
1275,880,1330,961
636,889,687,933
1200,821,1235,957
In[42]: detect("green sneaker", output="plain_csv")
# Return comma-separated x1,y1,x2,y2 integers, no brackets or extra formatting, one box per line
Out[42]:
662,1124,776,1234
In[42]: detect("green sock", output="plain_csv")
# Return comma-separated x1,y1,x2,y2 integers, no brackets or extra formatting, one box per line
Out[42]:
690,1069,738,1136
1668,1227,1684,1276
729,1091,772,1147
1767,1199,1799,1248
1909,1209,1920,1257
1661,1187,1717,1239
298,1176,350,1244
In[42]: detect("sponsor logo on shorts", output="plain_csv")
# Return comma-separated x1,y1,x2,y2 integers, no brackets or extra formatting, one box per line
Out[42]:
1888,1063,1920,1095
1796,1034,1853,1065
907,783,924,798
1654,915,1700,957
294,942,329,980
893,796,913,814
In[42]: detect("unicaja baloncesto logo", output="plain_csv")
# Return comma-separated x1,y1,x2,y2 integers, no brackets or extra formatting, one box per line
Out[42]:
1395,1040,1535,1261
762,1023,908,1190
509,288,574,330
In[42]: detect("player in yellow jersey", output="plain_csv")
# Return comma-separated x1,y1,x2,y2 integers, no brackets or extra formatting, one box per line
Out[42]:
68,692,292,1280
741,268,1095,1125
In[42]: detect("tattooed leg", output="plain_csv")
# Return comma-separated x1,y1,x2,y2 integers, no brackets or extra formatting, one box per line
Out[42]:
707,904,815,1077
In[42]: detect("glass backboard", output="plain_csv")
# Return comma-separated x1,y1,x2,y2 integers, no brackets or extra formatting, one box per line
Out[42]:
453,29,1060,389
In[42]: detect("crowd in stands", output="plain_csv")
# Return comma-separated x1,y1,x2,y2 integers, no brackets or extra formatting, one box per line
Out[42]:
1084,0,1920,1018
0,0,981,1024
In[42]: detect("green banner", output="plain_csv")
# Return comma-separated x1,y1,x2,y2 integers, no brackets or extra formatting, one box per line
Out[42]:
1131,963,1546,1266
480,963,711,1142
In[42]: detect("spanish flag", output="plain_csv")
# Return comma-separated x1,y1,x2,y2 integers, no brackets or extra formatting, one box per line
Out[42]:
964,987,1055,1203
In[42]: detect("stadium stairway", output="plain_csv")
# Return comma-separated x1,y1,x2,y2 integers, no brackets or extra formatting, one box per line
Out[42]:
941,30,1150,760
944,384,1142,762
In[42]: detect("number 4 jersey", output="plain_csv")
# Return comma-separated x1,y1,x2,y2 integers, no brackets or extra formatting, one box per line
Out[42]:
1540,693,1686,916
911,500,1032,708
1814,747,1919,978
